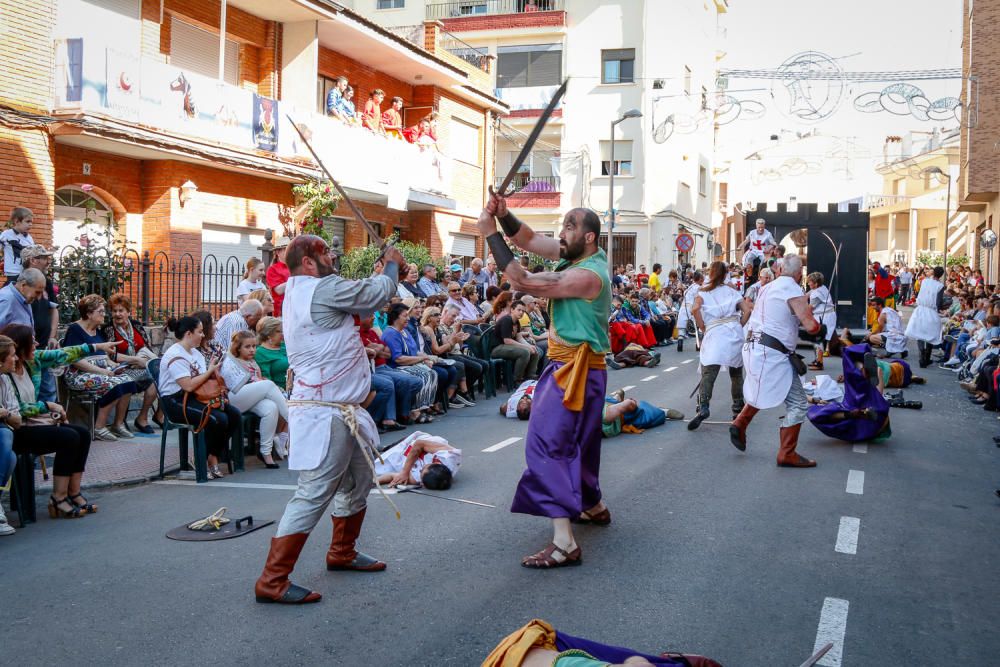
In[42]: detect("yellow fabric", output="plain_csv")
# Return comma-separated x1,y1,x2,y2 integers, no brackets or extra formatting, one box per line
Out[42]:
867,305,878,330
549,338,607,412
481,619,558,667
648,272,661,290
888,362,905,388
519,313,531,328
621,424,644,435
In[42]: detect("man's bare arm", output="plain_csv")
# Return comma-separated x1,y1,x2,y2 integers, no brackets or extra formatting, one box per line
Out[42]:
484,190,561,261
505,263,602,300
691,295,706,331
789,295,821,334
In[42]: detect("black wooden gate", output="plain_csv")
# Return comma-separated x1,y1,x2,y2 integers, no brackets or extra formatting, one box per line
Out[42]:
747,203,869,330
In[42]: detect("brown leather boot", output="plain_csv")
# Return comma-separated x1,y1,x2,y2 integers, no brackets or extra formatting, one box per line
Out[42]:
776,424,816,467
728,404,759,451
254,533,322,604
326,509,387,572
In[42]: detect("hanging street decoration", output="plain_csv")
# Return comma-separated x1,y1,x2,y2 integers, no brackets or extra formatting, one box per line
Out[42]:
853,83,962,122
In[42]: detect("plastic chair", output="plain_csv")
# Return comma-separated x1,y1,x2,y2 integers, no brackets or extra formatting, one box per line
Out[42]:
480,326,517,393
149,359,209,483
9,452,38,526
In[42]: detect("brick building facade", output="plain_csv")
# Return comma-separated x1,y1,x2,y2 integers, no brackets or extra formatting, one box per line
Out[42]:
0,0,505,277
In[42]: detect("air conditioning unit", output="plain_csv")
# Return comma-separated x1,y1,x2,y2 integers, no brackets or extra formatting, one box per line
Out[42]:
652,79,665,90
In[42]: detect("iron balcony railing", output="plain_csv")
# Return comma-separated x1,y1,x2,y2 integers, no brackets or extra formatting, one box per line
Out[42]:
427,0,564,20
863,194,913,210
494,174,559,195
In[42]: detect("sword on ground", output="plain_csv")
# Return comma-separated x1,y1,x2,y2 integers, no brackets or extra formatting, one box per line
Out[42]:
397,487,496,509
286,115,394,256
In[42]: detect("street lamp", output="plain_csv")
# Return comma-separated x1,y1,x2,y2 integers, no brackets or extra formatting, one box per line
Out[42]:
608,108,642,281
921,165,952,269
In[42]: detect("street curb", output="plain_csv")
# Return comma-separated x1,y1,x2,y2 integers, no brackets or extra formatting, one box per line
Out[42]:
33,464,181,496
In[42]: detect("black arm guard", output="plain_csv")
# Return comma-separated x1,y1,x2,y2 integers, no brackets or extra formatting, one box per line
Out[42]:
498,212,523,238
486,232,515,270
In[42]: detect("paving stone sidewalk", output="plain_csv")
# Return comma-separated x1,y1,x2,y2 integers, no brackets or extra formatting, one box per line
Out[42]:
34,431,183,492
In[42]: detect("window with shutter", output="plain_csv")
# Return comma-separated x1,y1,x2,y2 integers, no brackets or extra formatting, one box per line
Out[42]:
450,234,477,259
170,17,240,85
599,140,633,176
448,119,480,166
601,48,635,84
497,44,562,88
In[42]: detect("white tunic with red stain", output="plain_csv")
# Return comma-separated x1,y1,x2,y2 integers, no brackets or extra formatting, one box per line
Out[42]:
283,274,377,471
742,275,804,409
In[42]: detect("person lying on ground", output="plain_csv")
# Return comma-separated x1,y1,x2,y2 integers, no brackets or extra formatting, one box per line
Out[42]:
373,430,461,489
808,343,892,443
500,379,536,420
606,342,659,370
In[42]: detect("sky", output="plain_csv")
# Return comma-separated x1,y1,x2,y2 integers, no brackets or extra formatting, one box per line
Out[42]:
715,0,964,202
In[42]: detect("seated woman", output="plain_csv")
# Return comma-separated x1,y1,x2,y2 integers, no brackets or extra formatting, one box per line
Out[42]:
159,316,242,480
254,316,289,391
105,294,163,434
439,303,489,396
63,295,143,441
226,331,289,467
808,343,891,443
381,303,437,424
373,430,461,489
420,305,477,406
0,327,118,518
407,301,460,413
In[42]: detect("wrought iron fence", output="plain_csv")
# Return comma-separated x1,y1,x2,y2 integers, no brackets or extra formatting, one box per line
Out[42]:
438,30,491,71
52,245,272,326
426,0,564,19
494,174,559,194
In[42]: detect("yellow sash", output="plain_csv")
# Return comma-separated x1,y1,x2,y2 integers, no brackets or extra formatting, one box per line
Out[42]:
480,619,557,667
549,338,607,412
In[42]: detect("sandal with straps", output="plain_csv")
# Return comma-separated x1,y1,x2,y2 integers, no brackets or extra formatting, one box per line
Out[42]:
571,506,612,526
68,493,98,514
521,543,582,569
48,495,84,519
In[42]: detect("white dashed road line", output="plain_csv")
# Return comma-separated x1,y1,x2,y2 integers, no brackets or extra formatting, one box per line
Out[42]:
852,443,868,454
482,437,522,453
813,597,849,667
846,470,865,495
621,385,636,391
663,366,678,373
641,375,658,382
682,359,694,364
835,517,860,555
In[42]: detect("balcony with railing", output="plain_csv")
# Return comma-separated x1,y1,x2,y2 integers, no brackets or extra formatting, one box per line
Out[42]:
427,0,567,31
51,38,453,206
863,194,913,211
495,174,560,208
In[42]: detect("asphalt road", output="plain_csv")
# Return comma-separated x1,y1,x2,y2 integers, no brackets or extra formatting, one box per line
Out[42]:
3,339,998,667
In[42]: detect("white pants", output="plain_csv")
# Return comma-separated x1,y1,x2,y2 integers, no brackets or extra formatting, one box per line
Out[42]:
229,380,288,454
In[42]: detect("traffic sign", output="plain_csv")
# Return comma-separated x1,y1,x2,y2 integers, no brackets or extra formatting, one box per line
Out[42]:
675,233,695,252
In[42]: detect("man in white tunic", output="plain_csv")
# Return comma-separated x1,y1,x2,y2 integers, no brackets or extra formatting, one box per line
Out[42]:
904,265,946,368
865,297,907,356
688,261,752,430
255,235,406,605
675,271,703,350
740,218,776,270
730,255,824,468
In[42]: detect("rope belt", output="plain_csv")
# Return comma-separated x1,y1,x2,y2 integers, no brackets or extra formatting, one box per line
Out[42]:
288,400,401,520
704,315,739,334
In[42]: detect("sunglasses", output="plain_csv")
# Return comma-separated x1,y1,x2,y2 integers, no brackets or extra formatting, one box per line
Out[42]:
449,288,460,293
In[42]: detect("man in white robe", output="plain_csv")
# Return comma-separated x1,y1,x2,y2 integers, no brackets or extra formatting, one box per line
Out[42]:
255,235,406,605
730,254,824,468
904,265,946,368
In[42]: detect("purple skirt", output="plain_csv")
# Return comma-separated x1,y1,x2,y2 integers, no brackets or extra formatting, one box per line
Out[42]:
510,361,607,518
808,343,889,443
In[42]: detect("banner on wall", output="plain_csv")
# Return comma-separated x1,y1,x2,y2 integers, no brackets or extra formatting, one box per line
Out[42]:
253,94,279,152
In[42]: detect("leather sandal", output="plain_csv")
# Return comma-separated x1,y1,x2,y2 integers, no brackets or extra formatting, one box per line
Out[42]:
326,552,387,572
521,543,582,569
572,506,611,526
777,453,817,468
68,493,98,514
255,582,322,605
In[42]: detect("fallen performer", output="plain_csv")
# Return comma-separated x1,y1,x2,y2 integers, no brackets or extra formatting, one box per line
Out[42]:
808,343,891,443
374,431,461,489
503,383,683,437
606,342,660,370
482,619,722,667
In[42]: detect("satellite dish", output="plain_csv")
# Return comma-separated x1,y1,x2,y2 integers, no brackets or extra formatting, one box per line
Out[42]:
981,229,997,249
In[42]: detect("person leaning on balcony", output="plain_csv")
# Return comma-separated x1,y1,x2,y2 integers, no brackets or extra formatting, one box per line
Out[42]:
382,96,404,140
267,237,291,317
1,330,117,519
362,89,386,134
339,86,359,125
0,267,44,330
63,295,145,442
325,75,349,121
104,293,163,435
255,316,290,391
236,258,266,304
1,207,35,284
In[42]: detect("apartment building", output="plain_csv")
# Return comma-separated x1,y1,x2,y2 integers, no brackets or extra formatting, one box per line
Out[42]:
362,0,727,270
0,0,505,269
957,0,1000,281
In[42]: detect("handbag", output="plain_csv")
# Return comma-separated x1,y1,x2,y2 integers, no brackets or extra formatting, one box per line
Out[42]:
167,358,227,434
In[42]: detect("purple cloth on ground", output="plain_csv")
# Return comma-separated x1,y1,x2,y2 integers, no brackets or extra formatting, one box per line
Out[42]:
510,361,606,518
807,343,889,443
555,631,686,665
